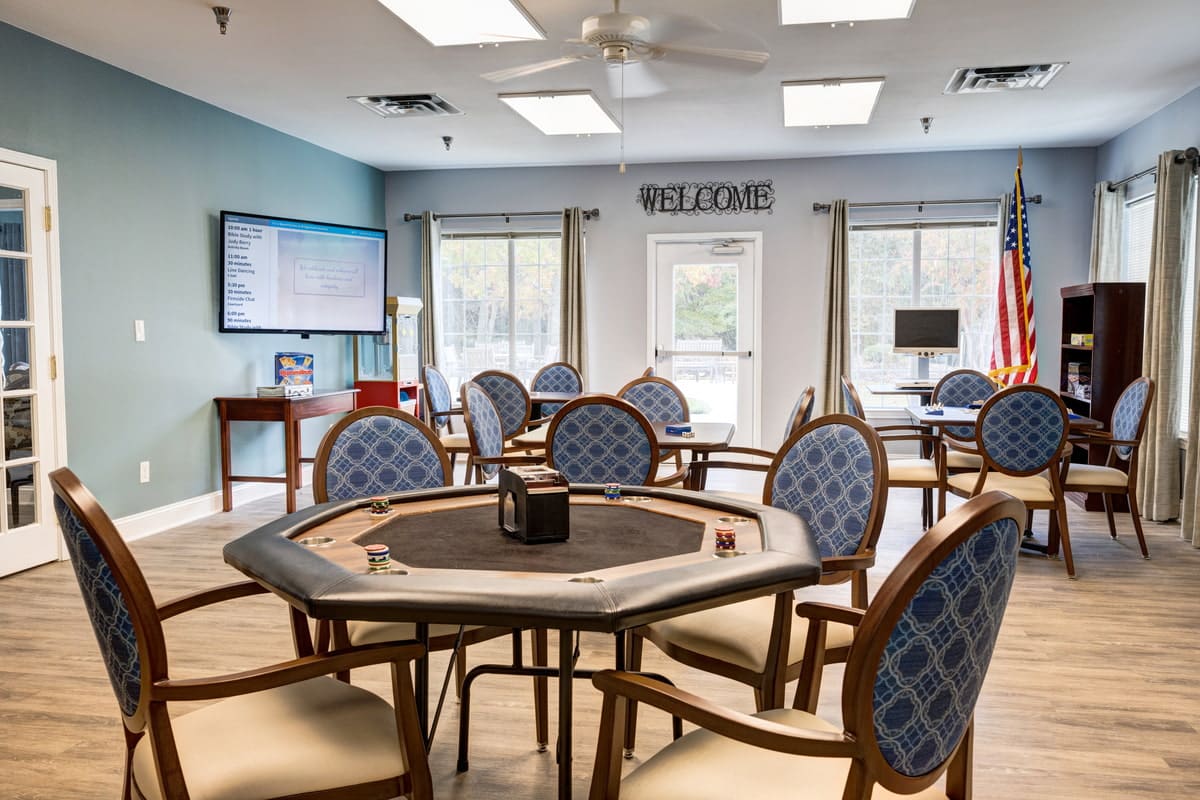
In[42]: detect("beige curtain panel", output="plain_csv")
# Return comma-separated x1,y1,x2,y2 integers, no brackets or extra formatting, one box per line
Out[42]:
419,211,440,367
821,199,850,414
560,207,588,383
1088,180,1126,282
1137,151,1193,522
1180,192,1200,547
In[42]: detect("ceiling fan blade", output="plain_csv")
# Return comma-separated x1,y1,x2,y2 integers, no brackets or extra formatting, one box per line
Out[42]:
607,61,669,99
656,42,770,66
481,57,581,83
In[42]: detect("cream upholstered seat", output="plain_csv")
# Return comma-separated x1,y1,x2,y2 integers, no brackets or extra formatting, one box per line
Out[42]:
49,467,431,800
592,492,1028,800
946,471,1054,503
945,449,984,470
887,457,937,482
644,596,855,674
620,709,946,800
1063,462,1131,488
440,430,471,449
349,620,489,646
131,678,410,800
511,423,548,447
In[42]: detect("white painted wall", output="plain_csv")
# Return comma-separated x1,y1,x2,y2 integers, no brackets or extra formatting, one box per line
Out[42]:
386,147,1095,448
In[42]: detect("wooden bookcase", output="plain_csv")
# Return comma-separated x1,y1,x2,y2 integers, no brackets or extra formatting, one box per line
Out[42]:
1059,282,1145,510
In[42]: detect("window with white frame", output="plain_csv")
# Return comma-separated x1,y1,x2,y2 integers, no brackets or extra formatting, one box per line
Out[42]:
848,222,999,408
435,232,561,391
1178,176,1197,434
1122,193,1155,282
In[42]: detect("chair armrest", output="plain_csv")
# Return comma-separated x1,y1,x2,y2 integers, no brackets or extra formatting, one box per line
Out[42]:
1071,434,1140,449
478,454,545,467
874,423,929,434
592,670,854,758
820,553,875,574
795,602,867,628
878,432,941,445
650,464,691,487
152,641,426,702
157,580,269,621
943,438,981,454
687,458,771,475
718,446,776,460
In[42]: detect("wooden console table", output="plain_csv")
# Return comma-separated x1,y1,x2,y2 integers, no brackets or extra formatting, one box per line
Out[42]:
214,389,359,513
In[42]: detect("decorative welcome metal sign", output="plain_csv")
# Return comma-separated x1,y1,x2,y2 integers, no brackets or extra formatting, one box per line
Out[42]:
636,180,775,216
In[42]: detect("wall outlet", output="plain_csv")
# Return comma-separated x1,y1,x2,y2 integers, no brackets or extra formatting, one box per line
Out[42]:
139,461,150,483
134,319,145,342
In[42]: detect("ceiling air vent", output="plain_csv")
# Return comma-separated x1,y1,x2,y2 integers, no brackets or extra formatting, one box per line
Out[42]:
944,63,1066,94
349,93,464,118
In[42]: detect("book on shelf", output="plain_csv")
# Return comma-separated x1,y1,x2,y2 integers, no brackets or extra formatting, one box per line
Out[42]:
257,384,314,398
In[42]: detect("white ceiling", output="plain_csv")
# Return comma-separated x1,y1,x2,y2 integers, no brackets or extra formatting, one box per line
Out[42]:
2,0,1199,171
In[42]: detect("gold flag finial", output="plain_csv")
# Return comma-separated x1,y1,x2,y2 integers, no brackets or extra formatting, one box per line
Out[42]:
1017,146,1023,169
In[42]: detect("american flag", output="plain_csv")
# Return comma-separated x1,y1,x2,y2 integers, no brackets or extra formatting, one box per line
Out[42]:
989,163,1038,385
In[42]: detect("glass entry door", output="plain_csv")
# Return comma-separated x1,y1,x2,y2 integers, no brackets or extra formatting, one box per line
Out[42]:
650,235,759,447
0,156,61,577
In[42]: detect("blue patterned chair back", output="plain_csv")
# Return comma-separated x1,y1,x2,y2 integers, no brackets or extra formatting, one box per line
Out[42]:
840,377,865,420
783,386,816,437
933,370,998,441
1110,378,1153,460
50,470,153,723
462,382,506,480
473,370,531,439
848,491,1023,788
976,386,1067,475
618,377,688,460
423,364,454,430
532,362,583,416
314,409,450,503
546,398,655,485
765,415,886,560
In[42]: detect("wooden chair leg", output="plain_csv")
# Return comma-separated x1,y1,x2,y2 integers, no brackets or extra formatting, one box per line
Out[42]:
1127,487,1151,559
1103,492,1118,539
938,485,947,520
622,632,644,757
532,629,549,751
945,720,974,800
454,647,467,698
1055,501,1076,579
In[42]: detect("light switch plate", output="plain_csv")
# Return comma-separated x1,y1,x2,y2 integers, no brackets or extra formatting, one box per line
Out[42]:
134,320,145,341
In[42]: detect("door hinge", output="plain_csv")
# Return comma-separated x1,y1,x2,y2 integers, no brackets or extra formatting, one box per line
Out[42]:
44,206,52,232
49,354,57,380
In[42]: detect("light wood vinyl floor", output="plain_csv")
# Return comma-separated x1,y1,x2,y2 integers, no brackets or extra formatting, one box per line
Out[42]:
2,475,1199,799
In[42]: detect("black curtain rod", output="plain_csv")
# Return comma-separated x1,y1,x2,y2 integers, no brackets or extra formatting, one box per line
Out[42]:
812,196,1042,214
1107,146,1200,192
402,209,600,222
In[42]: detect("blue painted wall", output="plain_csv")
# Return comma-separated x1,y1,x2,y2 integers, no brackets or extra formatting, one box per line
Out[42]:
1097,86,1200,184
387,148,1096,444
0,23,384,517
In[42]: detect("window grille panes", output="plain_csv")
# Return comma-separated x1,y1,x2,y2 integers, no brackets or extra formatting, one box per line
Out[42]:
1123,194,1155,283
848,223,999,408
436,233,561,391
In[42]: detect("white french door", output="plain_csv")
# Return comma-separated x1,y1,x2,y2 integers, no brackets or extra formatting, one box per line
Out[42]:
0,152,65,577
648,233,761,447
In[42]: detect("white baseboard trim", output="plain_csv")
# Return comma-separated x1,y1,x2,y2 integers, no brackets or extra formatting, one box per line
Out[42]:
113,466,313,543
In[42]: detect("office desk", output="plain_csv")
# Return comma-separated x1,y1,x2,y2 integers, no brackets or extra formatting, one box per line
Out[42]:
223,483,820,800
214,389,359,513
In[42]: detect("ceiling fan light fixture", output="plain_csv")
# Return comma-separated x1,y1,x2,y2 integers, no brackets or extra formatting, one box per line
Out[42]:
780,0,914,25
782,78,885,126
499,90,621,136
375,0,545,46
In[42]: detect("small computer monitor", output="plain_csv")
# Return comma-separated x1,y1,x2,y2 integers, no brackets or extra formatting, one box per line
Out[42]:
894,308,960,355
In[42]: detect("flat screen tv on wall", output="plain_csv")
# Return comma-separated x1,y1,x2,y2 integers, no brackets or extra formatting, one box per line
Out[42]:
219,211,387,335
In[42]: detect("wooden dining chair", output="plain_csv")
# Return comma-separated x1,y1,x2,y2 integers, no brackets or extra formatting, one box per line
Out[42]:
625,415,888,756
531,361,584,416
842,376,941,528
472,368,553,449
1062,377,1155,559
544,395,688,486
49,467,433,800
589,491,1026,800
461,380,545,484
617,375,690,477
422,363,471,471
931,369,1000,477
942,384,1076,577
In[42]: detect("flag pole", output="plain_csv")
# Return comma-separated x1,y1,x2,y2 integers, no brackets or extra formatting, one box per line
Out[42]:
1018,146,1023,170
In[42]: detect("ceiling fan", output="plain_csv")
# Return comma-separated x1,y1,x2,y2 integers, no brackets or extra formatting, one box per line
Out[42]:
481,0,771,99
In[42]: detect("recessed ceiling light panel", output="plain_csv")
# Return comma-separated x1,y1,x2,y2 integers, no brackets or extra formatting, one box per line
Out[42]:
782,78,885,126
780,0,915,25
499,91,621,136
376,0,545,47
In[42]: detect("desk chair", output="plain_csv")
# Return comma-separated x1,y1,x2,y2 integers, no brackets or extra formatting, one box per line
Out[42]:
49,467,432,800
589,491,1026,800
1062,377,1155,559
843,376,941,528
544,396,688,487
422,364,470,472
942,384,1075,577
626,416,887,757
531,361,583,416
